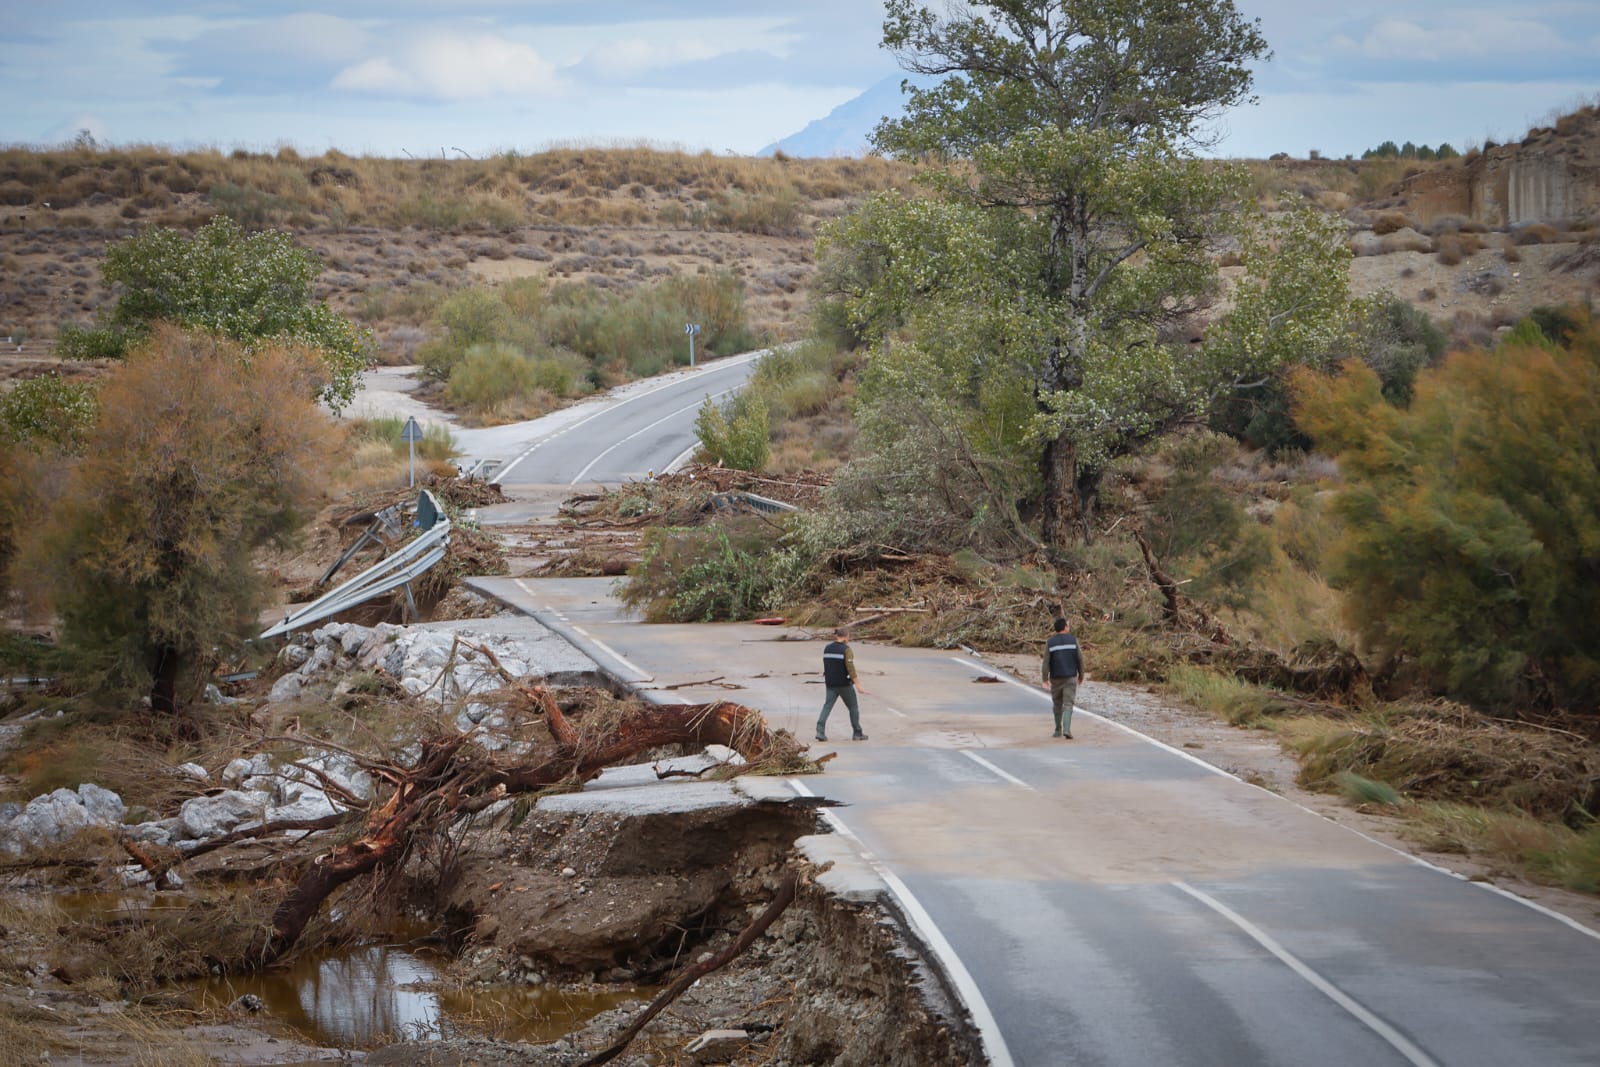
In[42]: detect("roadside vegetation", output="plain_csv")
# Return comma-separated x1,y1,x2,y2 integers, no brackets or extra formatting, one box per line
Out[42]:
417,270,761,423
0,7,1598,1059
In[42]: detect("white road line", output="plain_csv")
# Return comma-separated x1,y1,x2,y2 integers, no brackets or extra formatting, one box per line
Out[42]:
570,387,738,484
495,352,763,483
788,778,1016,1067
951,655,1600,943
960,750,1035,791
1173,881,1440,1067
878,702,910,719
950,656,1235,780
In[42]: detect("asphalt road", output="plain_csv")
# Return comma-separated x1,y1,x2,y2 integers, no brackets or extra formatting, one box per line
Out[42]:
467,576,1600,1067
452,349,765,497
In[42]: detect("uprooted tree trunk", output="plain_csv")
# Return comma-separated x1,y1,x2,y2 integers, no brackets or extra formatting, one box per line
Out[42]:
240,685,781,971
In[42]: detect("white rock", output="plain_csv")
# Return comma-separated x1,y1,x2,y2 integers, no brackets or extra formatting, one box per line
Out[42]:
175,762,210,784
221,758,254,787
265,790,339,824
179,790,268,839
312,623,348,646
299,644,336,677
268,673,304,703
278,644,311,669
340,625,373,656
77,783,125,824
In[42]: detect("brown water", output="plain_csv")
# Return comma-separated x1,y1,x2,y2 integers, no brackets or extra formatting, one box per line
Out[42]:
58,894,650,1048
198,936,654,1047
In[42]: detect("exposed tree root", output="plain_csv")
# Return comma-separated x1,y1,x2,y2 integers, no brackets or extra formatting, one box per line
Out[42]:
236,684,782,971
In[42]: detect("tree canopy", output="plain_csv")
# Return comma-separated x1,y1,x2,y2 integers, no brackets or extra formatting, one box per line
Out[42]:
21,326,336,716
58,215,370,412
825,0,1355,545
1292,315,1600,713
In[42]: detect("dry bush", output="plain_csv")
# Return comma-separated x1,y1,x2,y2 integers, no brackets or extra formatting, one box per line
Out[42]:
1381,231,1431,254
1371,211,1413,235
1514,223,1560,246
1434,234,1465,265
1293,706,1600,822
1502,243,1523,263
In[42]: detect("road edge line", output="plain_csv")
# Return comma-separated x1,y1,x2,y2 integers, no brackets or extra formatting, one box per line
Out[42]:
789,777,1016,1067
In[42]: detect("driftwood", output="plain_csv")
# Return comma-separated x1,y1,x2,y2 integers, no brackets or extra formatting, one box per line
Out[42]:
237,683,778,971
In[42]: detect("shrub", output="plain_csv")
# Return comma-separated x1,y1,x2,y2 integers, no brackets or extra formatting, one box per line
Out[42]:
446,343,540,413
695,392,770,471
1369,211,1408,235
1291,311,1600,711
1513,223,1559,246
622,524,807,622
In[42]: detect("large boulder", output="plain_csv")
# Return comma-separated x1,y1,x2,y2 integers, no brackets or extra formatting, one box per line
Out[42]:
179,790,269,840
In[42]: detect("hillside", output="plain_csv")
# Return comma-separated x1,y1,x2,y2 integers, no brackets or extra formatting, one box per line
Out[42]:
0,128,1596,375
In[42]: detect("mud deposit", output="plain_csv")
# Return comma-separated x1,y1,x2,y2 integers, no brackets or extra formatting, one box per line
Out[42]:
362,785,984,1065
0,776,983,1066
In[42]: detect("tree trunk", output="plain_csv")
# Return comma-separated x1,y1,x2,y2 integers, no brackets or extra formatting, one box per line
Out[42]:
149,643,179,716
1042,428,1096,546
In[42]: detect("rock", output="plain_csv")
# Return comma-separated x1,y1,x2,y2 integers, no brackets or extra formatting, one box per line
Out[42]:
339,625,373,656
77,783,125,824
684,1029,752,1065
175,762,210,784
268,673,304,703
311,622,348,646
1,789,91,853
229,993,265,1013
220,757,254,786
561,866,578,878
265,789,339,824
278,643,311,669
179,790,268,839
202,683,238,705
298,644,336,677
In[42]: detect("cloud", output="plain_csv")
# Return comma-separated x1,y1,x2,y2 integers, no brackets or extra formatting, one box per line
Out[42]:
574,37,727,81
332,31,565,101
1349,14,1564,61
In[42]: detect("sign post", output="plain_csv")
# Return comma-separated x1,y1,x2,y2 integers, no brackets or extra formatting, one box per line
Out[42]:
401,416,424,487
684,322,701,367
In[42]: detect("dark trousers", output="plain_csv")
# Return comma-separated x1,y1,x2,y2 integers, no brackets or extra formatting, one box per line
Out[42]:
1050,677,1078,734
817,685,862,738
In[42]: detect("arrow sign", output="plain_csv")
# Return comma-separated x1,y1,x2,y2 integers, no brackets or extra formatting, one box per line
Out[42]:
685,323,701,367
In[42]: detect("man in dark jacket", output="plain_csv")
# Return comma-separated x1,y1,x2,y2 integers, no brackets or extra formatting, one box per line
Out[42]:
1041,616,1085,738
816,627,869,742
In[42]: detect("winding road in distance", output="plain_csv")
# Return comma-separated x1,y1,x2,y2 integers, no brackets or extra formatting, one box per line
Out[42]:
424,348,1600,1067
448,348,766,515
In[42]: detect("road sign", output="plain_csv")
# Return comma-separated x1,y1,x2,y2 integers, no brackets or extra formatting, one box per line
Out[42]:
401,416,423,486
685,323,701,366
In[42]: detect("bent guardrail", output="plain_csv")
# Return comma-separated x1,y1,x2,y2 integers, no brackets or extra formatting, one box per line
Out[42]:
261,490,451,640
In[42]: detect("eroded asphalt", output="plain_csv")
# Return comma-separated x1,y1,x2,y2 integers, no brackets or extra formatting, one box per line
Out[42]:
466,575,1600,1067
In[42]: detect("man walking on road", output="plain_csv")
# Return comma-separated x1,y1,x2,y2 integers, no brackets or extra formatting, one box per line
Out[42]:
1042,616,1085,738
816,627,869,742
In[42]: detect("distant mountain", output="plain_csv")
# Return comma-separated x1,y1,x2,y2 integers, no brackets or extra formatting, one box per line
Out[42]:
760,73,937,158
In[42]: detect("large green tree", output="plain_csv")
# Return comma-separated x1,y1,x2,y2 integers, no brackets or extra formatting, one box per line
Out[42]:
59,215,370,412
859,0,1274,543
22,326,335,717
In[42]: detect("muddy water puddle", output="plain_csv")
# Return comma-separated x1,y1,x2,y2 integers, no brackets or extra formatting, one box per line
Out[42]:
59,894,651,1048
201,938,654,1047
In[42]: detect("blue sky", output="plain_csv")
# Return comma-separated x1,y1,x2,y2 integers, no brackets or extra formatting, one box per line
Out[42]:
2,2,1595,159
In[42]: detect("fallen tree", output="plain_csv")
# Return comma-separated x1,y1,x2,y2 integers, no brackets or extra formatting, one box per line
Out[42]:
237,677,804,970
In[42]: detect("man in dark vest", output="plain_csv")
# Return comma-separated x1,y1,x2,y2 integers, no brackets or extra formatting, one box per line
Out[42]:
816,627,869,742
1041,616,1085,738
